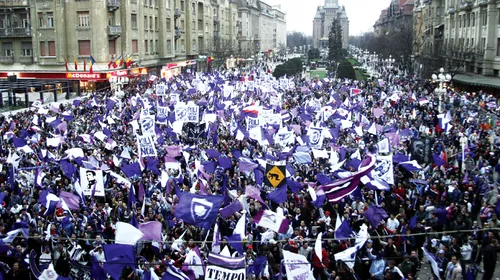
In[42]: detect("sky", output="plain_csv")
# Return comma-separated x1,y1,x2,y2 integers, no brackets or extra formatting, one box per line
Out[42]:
264,0,391,36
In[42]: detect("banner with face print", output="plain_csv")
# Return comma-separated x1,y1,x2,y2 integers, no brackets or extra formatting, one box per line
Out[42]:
175,104,199,123
307,127,324,149
79,168,105,197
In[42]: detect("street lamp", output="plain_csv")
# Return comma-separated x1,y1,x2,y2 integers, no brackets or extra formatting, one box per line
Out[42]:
386,55,395,70
431,67,451,113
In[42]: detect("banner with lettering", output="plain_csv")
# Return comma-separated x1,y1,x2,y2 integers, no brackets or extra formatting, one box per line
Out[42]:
137,135,157,158
175,104,199,123
205,253,246,280
246,116,260,131
282,250,314,280
156,106,169,124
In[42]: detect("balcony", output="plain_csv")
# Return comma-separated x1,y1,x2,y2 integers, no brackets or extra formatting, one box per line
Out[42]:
0,56,14,64
107,25,122,38
174,8,181,19
460,1,472,11
19,55,33,65
447,7,456,14
107,0,120,11
174,27,183,40
0,0,28,8
0,27,31,37
214,16,219,24
477,0,488,6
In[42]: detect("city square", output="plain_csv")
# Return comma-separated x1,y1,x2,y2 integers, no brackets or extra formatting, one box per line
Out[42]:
0,0,499,280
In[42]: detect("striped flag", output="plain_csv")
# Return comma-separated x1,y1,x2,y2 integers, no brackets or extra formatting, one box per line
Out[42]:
324,155,377,203
163,261,189,280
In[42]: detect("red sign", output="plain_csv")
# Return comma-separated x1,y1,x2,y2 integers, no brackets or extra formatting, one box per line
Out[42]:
66,72,101,79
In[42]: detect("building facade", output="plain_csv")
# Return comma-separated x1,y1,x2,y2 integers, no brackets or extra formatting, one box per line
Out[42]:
0,0,238,83
235,0,286,55
411,0,500,81
373,0,414,36
312,0,349,50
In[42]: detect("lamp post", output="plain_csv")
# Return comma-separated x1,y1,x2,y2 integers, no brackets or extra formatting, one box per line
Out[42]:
431,67,451,113
386,55,395,71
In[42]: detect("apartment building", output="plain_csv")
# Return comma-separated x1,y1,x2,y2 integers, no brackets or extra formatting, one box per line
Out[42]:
0,0,238,84
235,0,286,55
412,0,500,87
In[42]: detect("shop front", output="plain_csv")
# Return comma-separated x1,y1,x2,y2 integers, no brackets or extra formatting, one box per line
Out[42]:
160,60,197,79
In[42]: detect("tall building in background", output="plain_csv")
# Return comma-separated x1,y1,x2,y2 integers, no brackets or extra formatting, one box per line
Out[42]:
235,0,286,56
312,0,349,50
0,0,238,86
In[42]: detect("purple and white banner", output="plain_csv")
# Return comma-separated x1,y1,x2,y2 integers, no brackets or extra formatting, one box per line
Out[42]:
282,250,315,280
206,253,246,280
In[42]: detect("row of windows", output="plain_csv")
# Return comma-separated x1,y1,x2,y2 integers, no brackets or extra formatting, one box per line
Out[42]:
32,39,175,57
1,42,32,57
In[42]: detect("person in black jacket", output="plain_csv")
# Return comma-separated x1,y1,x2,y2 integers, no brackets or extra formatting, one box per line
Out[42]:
482,238,498,280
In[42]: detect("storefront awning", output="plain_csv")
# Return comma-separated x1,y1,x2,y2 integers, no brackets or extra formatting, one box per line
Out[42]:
453,73,500,89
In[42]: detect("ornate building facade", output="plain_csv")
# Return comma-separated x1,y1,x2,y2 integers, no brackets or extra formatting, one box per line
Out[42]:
312,0,349,50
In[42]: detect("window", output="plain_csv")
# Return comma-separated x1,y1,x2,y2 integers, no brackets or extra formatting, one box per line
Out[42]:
180,20,184,29
21,42,32,56
47,12,54,28
167,39,172,54
180,0,184,12
109,40,116,55
149,16,152,30
78,11,90,27
21,15,29,28
154,17,158,31
472,12,475,26
192,2,195,14
48,41,56,56
145,40,148,53
482,11,487,26
498,9,500,25
192,39,196,50
150,39,153,53
39,42,46,56
166,18,171,30
192,20,195,31
198,38,203,52
181,39,184,51
78,40,91,56
166,0,170,9
132,39,138,53
155,40,159,53
108,12,114,26
497,38,500,56
131,14,137,29
144,16,148,30
38,12,44,27
2,42,13,56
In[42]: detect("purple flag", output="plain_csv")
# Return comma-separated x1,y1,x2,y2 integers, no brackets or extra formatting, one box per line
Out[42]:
139,221,162,242
335,219,353,240
12,137,27,149
266,185,288,204
174,193,224,229
217,157,232,170
363,205,388,228
121,162,142,178
103,244,135,280
219,199,243,218
146,157,160,175
58,191,80,210
392,153,409,164
127,186,136,208
238,157,258,172
245,185,268,209
59,160,77,179
205,149,221,159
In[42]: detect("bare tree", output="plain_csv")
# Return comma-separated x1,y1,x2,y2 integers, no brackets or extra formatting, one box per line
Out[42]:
207,37,238,70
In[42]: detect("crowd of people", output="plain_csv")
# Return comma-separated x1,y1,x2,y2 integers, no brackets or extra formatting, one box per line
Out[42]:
0,55,498,280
